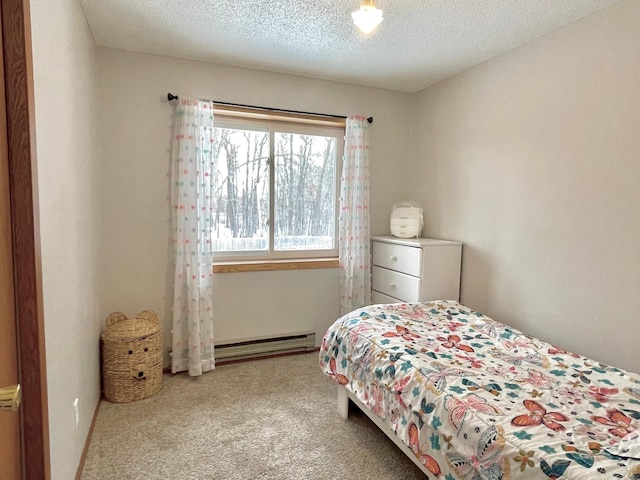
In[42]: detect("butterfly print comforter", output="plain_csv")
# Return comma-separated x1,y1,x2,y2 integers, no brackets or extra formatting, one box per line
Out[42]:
319,300,640,479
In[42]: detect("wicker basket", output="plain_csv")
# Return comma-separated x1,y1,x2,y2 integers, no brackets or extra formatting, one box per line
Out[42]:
101,310,163,403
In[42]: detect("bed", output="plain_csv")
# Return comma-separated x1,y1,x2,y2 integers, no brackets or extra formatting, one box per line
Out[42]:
319,300,640,479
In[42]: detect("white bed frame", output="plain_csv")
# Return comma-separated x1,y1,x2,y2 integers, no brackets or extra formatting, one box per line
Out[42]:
337,387,437,479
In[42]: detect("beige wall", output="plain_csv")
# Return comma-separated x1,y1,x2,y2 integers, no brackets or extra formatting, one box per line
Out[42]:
97,48,412,364
31,0,103,478
410,0,640,372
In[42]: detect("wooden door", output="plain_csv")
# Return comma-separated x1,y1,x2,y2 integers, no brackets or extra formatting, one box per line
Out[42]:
1,0,50,478
0,4,21,474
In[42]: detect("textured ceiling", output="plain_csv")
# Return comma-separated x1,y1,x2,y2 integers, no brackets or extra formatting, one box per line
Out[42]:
80,0,621,93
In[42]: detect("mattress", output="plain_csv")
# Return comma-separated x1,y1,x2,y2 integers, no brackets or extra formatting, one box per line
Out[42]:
319,300,640,479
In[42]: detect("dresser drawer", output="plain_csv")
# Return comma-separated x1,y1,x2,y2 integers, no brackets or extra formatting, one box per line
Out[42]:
372,266,420,302
372,241,421,277
372,290,403,305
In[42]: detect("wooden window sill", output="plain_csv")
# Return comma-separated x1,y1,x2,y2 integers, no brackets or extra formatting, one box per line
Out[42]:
213,258,339,273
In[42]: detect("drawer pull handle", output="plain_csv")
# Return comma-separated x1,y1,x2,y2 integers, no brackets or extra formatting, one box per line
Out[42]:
390,255,397,261
389,282,396,288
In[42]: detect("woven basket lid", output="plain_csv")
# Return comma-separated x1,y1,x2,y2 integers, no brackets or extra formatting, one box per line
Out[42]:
102,318,160,342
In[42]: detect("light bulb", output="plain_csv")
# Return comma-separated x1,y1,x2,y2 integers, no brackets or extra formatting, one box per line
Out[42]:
352,1,384,34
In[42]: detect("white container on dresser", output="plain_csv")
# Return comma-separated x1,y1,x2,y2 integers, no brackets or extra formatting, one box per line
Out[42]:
371,236,462,304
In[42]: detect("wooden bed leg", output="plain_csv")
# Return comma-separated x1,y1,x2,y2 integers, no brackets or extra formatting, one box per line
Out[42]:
337,388,349,419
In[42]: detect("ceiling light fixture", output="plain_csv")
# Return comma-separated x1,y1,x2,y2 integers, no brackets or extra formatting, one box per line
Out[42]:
352,0,384,34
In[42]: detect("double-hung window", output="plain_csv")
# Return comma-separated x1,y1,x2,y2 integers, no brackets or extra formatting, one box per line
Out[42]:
210,112,344,261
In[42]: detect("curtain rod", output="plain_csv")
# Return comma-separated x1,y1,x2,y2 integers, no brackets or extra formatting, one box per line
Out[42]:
167,93,373,124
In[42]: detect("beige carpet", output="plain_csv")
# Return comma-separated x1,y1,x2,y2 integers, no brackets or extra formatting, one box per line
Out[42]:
81,352,425,479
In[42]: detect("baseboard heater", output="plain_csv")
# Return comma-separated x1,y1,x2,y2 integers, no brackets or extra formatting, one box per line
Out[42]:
214,331,316,361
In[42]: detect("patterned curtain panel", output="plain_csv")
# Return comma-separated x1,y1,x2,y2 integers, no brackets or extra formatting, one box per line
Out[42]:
339,116,372,315
170,96,216,376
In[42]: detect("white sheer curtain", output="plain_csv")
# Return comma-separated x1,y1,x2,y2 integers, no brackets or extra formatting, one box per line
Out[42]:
338,116,372,315
170,96,216,375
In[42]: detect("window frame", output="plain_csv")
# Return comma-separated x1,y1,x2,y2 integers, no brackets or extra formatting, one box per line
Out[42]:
211,113,344,262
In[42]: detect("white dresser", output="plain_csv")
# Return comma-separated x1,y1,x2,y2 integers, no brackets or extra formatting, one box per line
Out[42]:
371,236,462,304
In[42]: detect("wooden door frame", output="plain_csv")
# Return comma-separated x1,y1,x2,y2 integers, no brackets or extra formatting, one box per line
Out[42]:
2,0,50,478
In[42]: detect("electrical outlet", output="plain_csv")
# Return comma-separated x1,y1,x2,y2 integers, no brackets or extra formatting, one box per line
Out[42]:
73,398,79,429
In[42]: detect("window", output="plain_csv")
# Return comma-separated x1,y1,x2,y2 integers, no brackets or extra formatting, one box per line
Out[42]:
210,114,344,261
